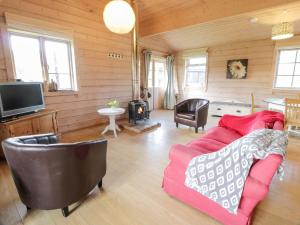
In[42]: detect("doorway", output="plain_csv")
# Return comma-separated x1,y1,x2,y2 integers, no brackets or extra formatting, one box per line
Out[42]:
148,59,166,110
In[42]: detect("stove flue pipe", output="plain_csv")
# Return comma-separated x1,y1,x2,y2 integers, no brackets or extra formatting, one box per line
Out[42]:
131,0,140,100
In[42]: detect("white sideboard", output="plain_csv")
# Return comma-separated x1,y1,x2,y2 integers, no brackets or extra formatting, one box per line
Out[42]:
209,101,251,117
264,98,285,113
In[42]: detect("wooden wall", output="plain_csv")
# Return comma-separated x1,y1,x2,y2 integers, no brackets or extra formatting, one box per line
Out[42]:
0,0,134,133
176,37,300,106
138,36,172,87
139,36,172,54
0,33,6,83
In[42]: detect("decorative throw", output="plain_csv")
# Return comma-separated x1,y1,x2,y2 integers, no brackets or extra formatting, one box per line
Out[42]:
184,129,288,214
219,110,284,136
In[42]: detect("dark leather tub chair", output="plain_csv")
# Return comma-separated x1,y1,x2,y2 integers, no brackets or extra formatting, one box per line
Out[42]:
2,133,107,217
175,98,209,133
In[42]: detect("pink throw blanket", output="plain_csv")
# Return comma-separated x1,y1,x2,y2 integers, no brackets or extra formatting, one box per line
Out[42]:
218,110,284,135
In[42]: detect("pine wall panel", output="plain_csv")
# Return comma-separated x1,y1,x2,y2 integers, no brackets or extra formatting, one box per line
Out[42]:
0,0,133,133
176,38,300,107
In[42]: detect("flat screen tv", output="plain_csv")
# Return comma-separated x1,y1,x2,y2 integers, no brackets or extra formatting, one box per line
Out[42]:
0,82,45,119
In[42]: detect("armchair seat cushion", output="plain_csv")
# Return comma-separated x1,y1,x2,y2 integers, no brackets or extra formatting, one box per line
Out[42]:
177,112,195,120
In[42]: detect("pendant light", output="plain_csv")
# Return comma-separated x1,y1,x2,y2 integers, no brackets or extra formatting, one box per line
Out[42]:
103,0,136,34
272,22,294,40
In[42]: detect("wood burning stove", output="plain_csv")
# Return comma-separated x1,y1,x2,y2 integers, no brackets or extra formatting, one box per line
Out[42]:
128,100,150,124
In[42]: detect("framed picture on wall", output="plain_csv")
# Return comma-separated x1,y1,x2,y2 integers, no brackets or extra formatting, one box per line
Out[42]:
226,59,248,79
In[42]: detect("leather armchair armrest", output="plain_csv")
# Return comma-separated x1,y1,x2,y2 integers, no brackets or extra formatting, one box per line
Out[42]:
195,102,209,123
242,176,269,200
238,176,269,216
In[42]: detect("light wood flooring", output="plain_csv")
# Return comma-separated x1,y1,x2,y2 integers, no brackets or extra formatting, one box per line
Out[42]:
0,110,299,225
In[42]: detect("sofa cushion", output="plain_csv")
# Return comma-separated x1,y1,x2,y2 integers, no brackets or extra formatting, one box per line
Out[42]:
187,138,226,153
203,127,242,144
168,127,242,169
177,112,195,120
186,127,241,150
169,144,202,166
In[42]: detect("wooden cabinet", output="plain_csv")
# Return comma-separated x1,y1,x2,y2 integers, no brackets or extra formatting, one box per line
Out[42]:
0,110,58,158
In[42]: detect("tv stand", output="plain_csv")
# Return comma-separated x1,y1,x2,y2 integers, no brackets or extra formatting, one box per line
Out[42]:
0,110,58,159
0,111,38,123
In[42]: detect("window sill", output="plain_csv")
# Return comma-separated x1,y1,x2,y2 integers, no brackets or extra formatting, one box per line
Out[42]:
184,85,205,89
272,88,300,93
44,90,79,97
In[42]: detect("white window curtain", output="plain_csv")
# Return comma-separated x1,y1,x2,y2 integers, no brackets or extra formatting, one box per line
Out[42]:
182,48,208,90
164,55,175,109
142,50,152,100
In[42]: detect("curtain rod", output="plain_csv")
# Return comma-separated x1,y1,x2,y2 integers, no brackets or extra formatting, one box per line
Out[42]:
140,47,171,57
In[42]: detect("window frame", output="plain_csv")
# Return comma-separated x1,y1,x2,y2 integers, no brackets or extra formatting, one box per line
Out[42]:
7,29,78,92
147,57,167,110
184,56,208,88
273,47,300,90
148,57,166,88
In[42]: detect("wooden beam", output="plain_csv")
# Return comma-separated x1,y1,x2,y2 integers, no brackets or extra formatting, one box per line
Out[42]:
139,0,300,37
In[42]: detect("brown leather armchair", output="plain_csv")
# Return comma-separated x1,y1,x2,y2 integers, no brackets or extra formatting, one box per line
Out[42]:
175,98,209,133
2,133,107,217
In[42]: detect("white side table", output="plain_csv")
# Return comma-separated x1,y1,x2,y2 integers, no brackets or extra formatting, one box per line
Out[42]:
97,108,125,137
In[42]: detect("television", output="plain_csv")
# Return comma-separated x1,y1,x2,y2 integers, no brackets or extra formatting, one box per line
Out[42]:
0,82,45,119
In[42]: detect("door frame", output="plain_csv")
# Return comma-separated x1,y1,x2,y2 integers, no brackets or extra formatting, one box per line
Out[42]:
148,58,166,110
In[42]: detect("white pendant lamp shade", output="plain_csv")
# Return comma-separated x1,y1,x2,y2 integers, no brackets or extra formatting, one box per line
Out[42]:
272,22,294,40
103,0,136,34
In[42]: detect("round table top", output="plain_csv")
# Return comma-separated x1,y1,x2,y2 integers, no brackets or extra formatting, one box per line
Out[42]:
97,108,125,116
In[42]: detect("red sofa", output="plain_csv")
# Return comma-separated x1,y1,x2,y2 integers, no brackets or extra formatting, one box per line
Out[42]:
163,111,284,225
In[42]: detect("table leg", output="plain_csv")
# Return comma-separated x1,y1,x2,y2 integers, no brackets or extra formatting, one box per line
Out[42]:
101,125,109,135
101,115,121,137
109,115,118,137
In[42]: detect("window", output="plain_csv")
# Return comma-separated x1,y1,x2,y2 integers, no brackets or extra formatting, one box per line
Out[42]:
148,59,166,88
154,61,165,88
147,58,166,110
185,57,207,87
148,61,153,88
9,32,77,91
274,49,300,89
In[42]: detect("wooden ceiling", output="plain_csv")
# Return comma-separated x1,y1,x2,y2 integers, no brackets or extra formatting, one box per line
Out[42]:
137,0,198,22
138,0,300,37
140,1,300,51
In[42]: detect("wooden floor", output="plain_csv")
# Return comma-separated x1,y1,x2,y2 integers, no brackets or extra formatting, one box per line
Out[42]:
0,110,300,225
